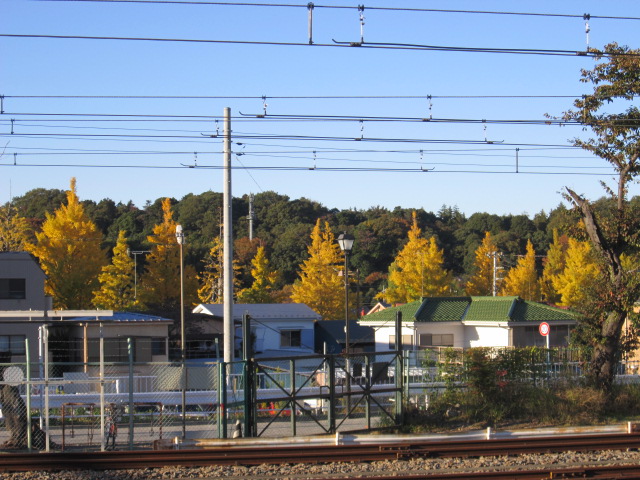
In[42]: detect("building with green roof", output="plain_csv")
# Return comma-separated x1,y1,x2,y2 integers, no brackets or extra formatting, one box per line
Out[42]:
358,296,580,351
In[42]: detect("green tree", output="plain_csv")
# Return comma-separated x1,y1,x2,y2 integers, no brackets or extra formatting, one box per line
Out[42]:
0,206,32,251
378,212,451,304
237,246,281,303
93,230,140,311
28,178,106,309
553,238,601,308
539,230,568,304
499,240,540,301
465,231,501,296
558,43,640,391
9,188,67,229
291,219,343,319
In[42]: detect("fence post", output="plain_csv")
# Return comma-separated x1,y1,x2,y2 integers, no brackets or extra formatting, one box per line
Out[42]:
127,337,134,449
365,354,370,430
328,355,335,433
395,311,404,426
290,358,296,437
25,338,32,452
44,325,50,452
99,328,105,451
218,361,227,438
242,312,254,437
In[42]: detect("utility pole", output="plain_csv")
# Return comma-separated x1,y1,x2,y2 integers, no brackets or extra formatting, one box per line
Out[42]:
223,107,234,363
489,252,502,297
247,193,255,241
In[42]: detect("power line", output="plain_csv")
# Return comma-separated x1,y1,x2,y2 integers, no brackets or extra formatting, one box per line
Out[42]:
3,34,635,58
0,131,581,148
0,162,615,175
34,0,640,22
2,94,581,99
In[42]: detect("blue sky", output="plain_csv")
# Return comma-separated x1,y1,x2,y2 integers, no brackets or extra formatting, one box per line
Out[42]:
2,0,639,216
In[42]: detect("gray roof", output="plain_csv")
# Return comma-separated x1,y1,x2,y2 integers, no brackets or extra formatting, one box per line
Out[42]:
69,312,173,323
194,303,321,320
0,251,46,276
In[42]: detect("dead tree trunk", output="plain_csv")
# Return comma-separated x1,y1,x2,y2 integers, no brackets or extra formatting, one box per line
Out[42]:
566,187,628,394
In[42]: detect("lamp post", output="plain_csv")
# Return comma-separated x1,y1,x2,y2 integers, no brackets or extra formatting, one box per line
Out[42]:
337,232,354,415
337,233,354,355
175,224,186,438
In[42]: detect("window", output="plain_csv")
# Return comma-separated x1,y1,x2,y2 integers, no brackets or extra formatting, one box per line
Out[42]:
280,329,301,348
388,335,414,350
152,337,166,356
0,279,26,299
419,333,454,347
0,335,26,355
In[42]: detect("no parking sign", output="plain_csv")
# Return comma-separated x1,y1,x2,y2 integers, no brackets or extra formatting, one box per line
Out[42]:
539,322,550,336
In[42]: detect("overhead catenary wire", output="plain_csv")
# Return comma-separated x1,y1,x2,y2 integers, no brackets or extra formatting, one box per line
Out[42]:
0,162,616,175
2,95,585,99
33,0,640,22
0,131,583,148
3,34,637,58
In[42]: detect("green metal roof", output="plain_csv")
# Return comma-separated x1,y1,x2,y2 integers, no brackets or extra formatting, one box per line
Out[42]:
509,299,580,323
361,296,580,323
464,296,518,322
361,300,422,323
417,297,471,322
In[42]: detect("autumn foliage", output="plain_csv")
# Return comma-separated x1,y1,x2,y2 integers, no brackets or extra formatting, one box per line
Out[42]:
28,178,106,309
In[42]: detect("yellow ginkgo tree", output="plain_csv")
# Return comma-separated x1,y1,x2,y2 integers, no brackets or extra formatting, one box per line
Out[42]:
499,239,540,301
291,220,343,319
28,178,106,309
539,229,568,304
465,231,501,296
552,238,601,308
197,235,241,304
93,230,140,311
139,198,198,312
0,205,31,252
237,245,280,304
378,212,451,304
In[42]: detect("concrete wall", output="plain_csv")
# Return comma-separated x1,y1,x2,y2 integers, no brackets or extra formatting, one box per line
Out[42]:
465,325,510,348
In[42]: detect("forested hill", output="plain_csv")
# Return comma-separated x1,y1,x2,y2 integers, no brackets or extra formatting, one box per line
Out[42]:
6,187,593,307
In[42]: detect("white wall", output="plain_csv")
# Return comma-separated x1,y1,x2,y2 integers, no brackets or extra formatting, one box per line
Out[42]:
371,323,512,351
372,323,465,351
247,319,315,354
465,325,510,348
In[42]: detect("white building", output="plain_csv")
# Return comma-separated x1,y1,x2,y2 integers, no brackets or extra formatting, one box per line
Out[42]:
192,303,321,359
359,296,579,352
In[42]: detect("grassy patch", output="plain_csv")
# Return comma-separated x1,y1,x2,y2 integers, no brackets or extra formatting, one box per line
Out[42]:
402,382,640,432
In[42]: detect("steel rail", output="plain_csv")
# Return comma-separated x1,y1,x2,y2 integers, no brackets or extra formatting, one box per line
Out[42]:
2,433,640,472
302,464,640,480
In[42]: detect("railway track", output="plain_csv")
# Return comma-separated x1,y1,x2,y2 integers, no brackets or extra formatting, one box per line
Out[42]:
301,464,640,479
1,432,640,473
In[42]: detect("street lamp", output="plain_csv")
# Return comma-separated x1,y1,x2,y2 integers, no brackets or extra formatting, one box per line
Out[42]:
337,232,354,410
337,233,355,355
175,225,185,359
175,224,186,438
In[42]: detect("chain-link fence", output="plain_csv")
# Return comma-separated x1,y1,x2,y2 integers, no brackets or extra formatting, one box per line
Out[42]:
10,341,636,452
0,338,405,452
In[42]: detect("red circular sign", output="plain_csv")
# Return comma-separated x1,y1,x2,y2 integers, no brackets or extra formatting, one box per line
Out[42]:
539,322,550,336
